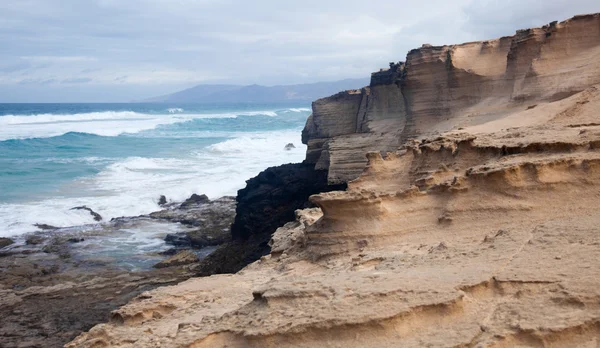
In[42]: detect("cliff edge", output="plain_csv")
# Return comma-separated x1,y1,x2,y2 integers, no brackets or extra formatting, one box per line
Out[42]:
303,13,600,184
68,13,600,348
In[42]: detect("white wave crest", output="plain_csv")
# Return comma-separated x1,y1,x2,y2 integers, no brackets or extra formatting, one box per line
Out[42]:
286,108,311,112
0,110,284,141
0,130,307,237
167,108,184,113
237,111,278,117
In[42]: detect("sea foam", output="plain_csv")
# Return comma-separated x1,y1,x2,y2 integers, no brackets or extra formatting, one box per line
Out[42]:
0,129,306,237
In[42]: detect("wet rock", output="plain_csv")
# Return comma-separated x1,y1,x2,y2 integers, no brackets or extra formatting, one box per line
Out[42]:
165,227,230,249
284,143,296,150
153,250,199,268
164,233,191,247
26,235,46,245
70,206,103,221
152,196,235,249
0,198,221,347
158,195,167,206
34,223,59,230
0,237,14,248
158,248,180,256
180,194,210,208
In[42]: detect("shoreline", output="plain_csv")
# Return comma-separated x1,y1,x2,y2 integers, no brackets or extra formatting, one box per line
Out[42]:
0,194,236,347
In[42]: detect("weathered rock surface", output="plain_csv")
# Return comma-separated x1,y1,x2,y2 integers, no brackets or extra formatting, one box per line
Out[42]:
67,13,600,348
0,240,195,348
304,13,600,184
68,81,600,348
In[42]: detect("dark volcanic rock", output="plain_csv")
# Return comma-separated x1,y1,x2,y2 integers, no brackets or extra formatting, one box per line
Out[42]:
158,195,167,206
196,163,345,275
0,237,14,248
152,196,235,248
180,193,210,208
70,206,103,221
26,235,46,245
34,223,59,230
284,143,296,150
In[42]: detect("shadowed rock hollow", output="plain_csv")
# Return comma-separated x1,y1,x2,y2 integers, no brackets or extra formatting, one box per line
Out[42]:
68,13,600,348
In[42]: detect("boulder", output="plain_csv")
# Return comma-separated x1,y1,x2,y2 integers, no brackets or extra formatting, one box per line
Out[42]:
179,194,209,208
284,143,296,150
158,195,167,206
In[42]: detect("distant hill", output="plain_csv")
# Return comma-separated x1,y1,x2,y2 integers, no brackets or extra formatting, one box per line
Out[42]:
143,78,370,103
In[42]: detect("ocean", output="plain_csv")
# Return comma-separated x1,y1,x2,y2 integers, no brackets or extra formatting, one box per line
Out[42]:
0,103,310,237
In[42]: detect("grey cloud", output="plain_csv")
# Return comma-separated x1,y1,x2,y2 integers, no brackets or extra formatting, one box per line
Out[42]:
0,0,598,102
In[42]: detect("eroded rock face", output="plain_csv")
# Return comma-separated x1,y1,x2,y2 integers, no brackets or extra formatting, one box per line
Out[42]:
68,81,600,348
67,13,600,348
304,13,600,184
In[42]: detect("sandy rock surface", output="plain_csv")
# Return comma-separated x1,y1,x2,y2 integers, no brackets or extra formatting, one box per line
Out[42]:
68,13,600,348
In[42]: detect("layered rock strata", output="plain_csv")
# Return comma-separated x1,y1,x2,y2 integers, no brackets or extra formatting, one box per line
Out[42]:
68,13,600,348
304,13,600,184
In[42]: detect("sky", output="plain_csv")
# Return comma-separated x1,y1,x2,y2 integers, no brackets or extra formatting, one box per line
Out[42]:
0,0,597,102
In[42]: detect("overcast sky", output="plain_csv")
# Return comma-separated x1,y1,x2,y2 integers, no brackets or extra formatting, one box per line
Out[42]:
0,0,597,102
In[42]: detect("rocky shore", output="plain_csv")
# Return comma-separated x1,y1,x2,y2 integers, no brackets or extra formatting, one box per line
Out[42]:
65,13,600,348
0,195,236,347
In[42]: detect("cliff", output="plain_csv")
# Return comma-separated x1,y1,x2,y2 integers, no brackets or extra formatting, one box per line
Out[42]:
67,13,600,348
303,13,600,184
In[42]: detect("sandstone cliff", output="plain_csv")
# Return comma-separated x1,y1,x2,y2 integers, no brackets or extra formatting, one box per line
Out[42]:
304,13,600,184
68,13,600,348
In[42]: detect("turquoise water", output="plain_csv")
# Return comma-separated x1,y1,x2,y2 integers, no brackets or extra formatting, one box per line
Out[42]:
0,103,310,236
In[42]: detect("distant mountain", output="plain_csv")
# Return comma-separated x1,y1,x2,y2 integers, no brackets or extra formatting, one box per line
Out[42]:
143,78,370,103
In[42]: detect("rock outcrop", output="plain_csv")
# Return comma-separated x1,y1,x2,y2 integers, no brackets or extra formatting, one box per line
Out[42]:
151,196,236,249
304,13,600,184
153,250,199,269
68,13,600,348
194,163,345,275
